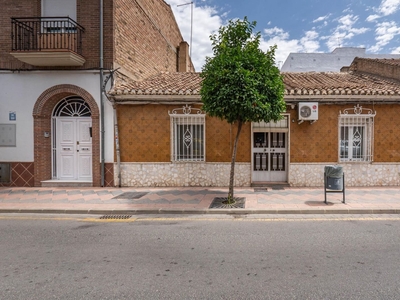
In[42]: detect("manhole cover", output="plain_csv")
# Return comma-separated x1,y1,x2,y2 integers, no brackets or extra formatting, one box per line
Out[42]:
99,214,133,220
209,197,246,209
112,192,148,199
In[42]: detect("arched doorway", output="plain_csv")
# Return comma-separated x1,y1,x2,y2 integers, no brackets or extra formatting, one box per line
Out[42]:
33,84,100,187
52,96,92,181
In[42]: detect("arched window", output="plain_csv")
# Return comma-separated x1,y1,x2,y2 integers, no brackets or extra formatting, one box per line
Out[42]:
53,96,91,117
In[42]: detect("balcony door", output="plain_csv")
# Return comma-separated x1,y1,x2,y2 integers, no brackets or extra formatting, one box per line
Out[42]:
42,0,77,20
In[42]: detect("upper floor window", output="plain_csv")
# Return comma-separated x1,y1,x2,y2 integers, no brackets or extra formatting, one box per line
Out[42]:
42,0,77,20
169,105,205,162
339,104,376,162
42,0,77,32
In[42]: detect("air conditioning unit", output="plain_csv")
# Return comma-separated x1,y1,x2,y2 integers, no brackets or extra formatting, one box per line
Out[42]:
298,102,318,121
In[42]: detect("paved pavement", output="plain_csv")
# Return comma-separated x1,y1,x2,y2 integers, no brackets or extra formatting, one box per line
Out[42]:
1,186,400,215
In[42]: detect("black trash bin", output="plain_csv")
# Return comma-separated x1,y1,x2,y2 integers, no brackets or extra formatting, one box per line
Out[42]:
324,165,345,203
325,165,343,190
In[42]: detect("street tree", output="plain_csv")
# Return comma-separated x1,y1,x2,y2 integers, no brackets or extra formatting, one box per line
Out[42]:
200,17,286,203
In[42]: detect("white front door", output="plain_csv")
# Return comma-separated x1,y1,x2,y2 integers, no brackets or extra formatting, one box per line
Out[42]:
252,131,287,182
56,117,92,180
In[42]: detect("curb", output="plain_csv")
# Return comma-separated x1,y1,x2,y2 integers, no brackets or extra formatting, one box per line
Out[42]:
1,208,399,215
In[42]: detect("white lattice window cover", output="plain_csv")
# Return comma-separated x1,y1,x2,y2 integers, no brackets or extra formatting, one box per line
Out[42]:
169,105,205,162
339,104,376,162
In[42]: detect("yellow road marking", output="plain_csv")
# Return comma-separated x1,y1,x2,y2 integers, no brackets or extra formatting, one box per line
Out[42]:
1,215,400,222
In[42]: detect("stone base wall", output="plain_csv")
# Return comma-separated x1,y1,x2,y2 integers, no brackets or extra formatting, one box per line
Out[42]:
289,163,400,187
115,162,400,187
116,162,251,187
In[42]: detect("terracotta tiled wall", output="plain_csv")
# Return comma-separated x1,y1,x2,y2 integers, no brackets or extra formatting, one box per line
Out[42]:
104,163,114,187
0,162,34,187
374,104,400,162
289,104,400,163
289,105,338,162
117,105,170,162
205,118,251,163
116,104,250,163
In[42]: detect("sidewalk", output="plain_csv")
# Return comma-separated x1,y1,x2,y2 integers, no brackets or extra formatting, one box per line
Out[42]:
1,186,400,215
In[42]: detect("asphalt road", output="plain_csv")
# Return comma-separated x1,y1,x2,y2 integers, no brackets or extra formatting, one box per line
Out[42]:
1,214,400,300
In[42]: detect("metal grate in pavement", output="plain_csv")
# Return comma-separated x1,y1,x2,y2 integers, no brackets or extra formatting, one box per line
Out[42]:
254,187,269,192
209,197,246,209
99,214,133,220
112,192,148,200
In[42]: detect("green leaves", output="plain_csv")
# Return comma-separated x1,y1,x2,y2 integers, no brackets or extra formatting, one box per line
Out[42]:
200,17,285,125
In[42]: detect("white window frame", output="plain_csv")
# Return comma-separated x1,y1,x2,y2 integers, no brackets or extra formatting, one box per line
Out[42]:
339,104,376,162
169,105,205,162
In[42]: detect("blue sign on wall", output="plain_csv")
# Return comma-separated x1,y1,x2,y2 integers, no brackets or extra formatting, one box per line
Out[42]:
9,112,16,121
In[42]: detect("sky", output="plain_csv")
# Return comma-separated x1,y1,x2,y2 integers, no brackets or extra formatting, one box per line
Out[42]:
166,0,400,71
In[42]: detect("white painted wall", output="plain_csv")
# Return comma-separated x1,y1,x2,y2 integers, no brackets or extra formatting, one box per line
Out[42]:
0,71,114,162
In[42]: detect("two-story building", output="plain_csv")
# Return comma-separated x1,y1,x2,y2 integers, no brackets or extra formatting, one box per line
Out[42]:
0,0,193,187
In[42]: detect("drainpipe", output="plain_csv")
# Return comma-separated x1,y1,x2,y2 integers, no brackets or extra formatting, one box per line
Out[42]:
99,0,105,186
102,69,121,187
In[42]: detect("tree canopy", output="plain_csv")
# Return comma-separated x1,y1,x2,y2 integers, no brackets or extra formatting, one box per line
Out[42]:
200,17,286,124
200,17,286,202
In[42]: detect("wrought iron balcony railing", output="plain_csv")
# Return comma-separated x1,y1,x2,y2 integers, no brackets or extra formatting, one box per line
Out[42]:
11,17,85,55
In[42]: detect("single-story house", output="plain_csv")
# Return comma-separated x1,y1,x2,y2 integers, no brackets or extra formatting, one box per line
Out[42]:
107,57,400,187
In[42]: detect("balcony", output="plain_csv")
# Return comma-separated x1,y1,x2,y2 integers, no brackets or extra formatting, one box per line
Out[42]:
10,17,85,67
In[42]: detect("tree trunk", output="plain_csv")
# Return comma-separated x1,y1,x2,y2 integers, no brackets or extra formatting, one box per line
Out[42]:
228,120,243,203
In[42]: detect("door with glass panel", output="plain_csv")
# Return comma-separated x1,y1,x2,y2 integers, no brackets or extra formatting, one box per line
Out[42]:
52,97,92,181
252,117,288,182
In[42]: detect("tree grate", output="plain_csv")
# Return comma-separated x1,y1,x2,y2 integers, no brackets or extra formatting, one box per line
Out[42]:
99,214,133,220
209,197,246,209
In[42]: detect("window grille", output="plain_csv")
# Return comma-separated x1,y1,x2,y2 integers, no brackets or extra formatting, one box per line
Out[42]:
339,104,376,162
169,105,205,162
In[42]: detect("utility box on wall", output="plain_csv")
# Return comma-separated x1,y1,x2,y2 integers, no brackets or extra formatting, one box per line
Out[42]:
0,163,11,183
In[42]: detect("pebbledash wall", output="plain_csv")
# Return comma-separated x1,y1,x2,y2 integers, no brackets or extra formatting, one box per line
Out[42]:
114,103,400,187
289,163,400,187
118,163,251,187
115,162,400,187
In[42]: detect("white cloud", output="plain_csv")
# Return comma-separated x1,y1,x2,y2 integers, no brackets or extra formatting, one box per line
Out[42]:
261,28,320,66
378,0,400,16
366,14,380,22
169,0,224,71
367,0,400,21
324,14,369,50
390,46,400,53
313,14,330,23
369,21,400,52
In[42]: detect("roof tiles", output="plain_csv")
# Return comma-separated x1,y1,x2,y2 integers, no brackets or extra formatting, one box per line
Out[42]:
109,63,400,99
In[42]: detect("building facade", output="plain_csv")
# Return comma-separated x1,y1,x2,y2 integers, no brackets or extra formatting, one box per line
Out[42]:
0,0,192,187
281,47,400,72
108,58,400,187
